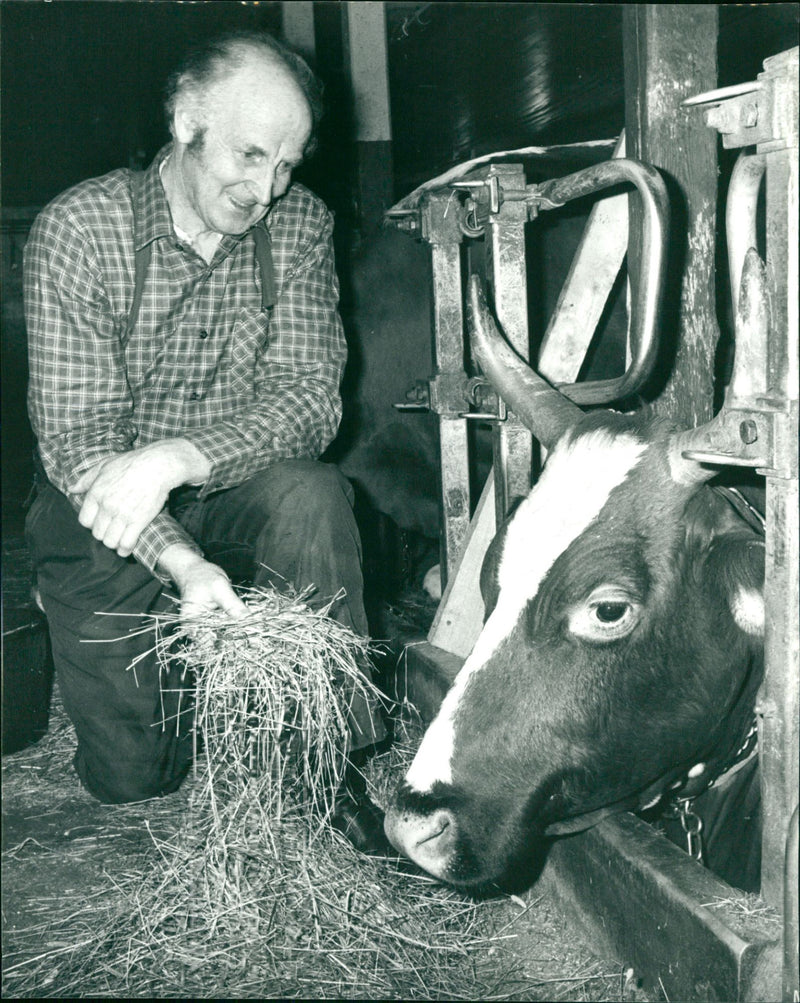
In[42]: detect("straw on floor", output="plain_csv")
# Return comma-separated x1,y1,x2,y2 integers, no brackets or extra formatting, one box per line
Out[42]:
2,584,662,1000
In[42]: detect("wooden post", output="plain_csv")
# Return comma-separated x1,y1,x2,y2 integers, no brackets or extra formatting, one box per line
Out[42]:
342,2,394,237
756,49,799,914
281,1,316,61
623,5,720,426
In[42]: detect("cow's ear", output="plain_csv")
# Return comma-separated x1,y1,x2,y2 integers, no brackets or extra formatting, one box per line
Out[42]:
685,487,765,637
706,533,765,638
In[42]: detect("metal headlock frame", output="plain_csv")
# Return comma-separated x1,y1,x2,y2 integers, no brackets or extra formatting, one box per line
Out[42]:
388,45,797,1001
682,47,799,999
389,152,668,577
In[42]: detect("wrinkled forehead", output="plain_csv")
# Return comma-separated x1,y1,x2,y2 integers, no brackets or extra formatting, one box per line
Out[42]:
205,56,312,144
405,426,650,794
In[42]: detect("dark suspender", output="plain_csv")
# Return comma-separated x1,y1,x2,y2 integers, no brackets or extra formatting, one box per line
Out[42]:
126,242,152,344
126,220,276,341
252,223,277,311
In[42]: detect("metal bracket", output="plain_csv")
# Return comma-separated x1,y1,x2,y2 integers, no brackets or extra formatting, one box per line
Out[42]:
682,48,798,153
679,403,798,479
395,374,507,422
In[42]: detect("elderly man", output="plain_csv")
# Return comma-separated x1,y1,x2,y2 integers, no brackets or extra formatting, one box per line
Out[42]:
24,29,388,851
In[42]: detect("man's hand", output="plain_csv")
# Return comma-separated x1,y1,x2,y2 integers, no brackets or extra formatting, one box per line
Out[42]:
69,439,211,557
158,544,248,622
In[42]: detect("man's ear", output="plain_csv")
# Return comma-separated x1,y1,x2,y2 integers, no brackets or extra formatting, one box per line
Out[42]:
172,99,202,146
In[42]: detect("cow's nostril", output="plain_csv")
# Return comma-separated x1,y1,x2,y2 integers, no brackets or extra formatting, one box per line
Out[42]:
416,809,451,846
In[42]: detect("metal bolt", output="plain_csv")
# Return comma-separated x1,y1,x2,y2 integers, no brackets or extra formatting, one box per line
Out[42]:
705,104,738,134
742,100,759,128
739,419,758,444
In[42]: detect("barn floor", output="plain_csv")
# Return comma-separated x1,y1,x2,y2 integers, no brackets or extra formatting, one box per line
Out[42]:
1,523,661,1001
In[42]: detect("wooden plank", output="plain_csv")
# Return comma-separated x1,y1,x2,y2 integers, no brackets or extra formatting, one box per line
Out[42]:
428,470,495,656
758,54,799,908
537,133,628,374
542,814,781,1003
486,163,533,519
342,2,394,235
280,1,315,60
427,217,471,585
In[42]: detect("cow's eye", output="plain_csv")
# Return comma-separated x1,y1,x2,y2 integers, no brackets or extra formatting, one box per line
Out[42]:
595,602,628,623
569,589,640,642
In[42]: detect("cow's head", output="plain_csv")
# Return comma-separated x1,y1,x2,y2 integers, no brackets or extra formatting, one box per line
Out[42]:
384,277,765,893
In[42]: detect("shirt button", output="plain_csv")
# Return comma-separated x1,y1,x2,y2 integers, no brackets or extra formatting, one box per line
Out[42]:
188,390,202,401
175,242,185,252
199,329,209,340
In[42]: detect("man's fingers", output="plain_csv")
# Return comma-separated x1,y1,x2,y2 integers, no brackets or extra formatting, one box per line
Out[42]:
69,466,101,495
77,495,99,530
116,521,147,558
213,582,248,619
179,575,248,624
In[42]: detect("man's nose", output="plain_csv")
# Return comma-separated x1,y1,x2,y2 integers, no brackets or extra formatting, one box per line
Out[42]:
246,169,275,206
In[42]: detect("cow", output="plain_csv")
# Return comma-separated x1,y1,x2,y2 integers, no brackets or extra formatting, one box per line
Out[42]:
383,274,765,896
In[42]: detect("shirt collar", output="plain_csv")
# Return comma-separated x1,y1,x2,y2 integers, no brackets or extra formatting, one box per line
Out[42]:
132,144,176,252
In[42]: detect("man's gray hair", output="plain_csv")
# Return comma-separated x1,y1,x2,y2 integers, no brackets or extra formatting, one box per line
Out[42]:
164,29,324,155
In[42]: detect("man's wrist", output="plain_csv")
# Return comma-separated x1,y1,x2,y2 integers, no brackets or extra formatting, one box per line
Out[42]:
157,542,207,588
142,438,211,491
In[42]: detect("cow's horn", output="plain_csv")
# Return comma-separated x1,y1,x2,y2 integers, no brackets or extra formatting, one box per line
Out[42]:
468,275,583,450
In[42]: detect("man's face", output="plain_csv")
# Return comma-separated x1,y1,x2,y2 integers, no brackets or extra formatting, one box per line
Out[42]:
174,57,312,236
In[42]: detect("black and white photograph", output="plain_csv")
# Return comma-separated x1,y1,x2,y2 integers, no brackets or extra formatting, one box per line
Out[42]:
1,3,798,999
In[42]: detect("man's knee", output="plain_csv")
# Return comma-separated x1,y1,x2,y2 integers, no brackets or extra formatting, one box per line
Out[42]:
267,459,355,512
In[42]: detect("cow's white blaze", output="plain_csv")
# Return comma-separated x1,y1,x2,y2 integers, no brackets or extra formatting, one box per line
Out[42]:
405,429,649,793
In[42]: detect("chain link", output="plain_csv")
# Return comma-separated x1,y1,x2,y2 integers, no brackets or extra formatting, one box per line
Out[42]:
676,799,704,863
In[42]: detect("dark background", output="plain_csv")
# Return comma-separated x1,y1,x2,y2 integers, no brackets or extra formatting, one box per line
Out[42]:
3,3,798,207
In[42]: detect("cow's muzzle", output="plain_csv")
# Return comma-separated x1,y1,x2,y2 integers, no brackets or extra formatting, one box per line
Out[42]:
384,807,457,879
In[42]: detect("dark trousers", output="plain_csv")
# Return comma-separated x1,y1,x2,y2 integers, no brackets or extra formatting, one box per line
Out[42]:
25,459,386,804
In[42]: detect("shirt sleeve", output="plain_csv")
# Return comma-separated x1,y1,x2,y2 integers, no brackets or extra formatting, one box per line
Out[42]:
183,193,347,497
24,206,136,489
24,204,202,580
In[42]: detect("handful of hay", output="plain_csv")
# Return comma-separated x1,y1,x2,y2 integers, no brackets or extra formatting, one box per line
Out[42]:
147,584,382,829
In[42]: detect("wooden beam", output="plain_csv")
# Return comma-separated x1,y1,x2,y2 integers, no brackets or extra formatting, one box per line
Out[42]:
342,2,394,235
281,1,315,61
623,4,720,426
428,471,495,657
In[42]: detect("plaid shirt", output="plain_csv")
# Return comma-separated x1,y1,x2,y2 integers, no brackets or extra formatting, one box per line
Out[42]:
24,145,346,576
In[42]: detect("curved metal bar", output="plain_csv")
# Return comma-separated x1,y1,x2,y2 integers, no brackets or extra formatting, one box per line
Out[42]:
726,151,766,314
529,158,670,406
